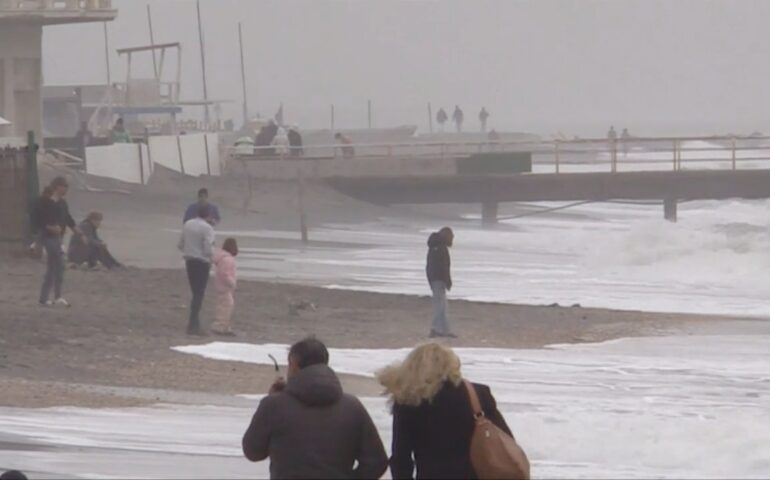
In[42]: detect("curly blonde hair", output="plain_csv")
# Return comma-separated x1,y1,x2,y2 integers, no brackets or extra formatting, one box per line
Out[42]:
376,342,463,407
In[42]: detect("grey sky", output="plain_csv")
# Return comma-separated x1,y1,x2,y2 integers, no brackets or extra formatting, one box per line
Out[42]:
41,0,770,136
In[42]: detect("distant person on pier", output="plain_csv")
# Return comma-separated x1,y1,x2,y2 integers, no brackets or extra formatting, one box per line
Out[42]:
111,118,132,144
272,127,290,158
183,188,221,226
621,128,631,157
288,125,304,157
452,106,465,133
426,227,456,338
436,108,449,132
255,120,279,156
74,121,93,160
335,132,355,158
607,125,618,163
479,107,490,133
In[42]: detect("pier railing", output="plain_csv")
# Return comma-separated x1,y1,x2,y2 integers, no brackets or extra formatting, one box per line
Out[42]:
228,134,770,174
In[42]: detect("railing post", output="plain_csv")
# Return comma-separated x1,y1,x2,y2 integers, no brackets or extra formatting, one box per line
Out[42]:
554,140,560,174
731,137,737,170
673,139,678,171
611,139,617,173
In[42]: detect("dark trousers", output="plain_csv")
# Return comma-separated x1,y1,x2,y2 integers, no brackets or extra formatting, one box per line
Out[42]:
88,244,122,269
40,236,64,303
185,259,210,330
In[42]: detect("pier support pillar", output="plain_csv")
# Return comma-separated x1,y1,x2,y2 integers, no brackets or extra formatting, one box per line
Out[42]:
664,198,678,222
481,201,499,226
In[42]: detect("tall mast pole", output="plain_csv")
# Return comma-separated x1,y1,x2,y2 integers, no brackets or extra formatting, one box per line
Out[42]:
147,4,158,79
238,22,249,125
196,0,211,129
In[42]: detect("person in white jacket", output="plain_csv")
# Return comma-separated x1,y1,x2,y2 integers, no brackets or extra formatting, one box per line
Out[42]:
211,238,238,336
272,127,290,158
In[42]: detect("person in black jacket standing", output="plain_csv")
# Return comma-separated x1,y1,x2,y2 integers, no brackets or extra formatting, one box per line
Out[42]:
426,227,455,338
378,342,513,480
38,177,81,307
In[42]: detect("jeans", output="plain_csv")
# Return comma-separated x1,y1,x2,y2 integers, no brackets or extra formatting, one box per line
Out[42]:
88,244,121,269
430,281,450,335
39,236,64,303
185,259,210,330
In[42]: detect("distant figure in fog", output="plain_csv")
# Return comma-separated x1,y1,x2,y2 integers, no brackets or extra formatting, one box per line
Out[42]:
67,211,123,270
272,127,290,158
111,118,131,144
255,119,279,156
211,238,238,336
621,128,631,157
378,342,524,480
426,227,456,338
479,107,489,133
335,132,355,158
242,337,388,479
288,125,304,157
436,108,449,132
452,106,464,133
183,188,221,225
74,121,93,160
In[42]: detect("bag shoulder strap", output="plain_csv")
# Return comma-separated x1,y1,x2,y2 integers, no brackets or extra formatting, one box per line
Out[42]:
463,380,485,419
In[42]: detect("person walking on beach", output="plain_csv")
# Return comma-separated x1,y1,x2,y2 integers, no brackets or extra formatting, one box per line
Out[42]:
479,107,490,133
436,108,449,132
452,106,464,133
427,227,456,338
38,177,81,307
183,188,221,225
242,337,388,479
378,342,528,480
178,204,216,336
211,238,238,336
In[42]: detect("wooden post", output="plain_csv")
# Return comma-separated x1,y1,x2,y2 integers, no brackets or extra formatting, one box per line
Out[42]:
203,133,212,176
481,201,499,226
137,142,145,185
297,167,309,244
664,198,678,222
555,140,561,174
731,137,737,170
176,134,186,175
428,102,434,133
673,139,678,171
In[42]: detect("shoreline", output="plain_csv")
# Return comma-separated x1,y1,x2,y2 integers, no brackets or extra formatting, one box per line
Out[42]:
2,257,768,410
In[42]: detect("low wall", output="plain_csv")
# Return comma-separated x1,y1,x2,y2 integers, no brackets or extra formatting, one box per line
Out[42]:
86,143,151,184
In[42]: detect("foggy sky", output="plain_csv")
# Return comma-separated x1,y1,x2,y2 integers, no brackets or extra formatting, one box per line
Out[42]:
41,0,770,136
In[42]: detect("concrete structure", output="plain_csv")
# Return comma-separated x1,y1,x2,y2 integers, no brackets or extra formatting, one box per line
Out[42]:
0,0,117,139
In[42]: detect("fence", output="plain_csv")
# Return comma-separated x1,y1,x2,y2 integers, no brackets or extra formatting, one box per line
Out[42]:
0,146,33,244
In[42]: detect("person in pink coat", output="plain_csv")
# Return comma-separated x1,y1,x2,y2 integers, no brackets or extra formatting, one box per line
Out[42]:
212,238,239,336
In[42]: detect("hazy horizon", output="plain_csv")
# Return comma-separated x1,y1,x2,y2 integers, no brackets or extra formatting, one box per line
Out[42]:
40,0,770,137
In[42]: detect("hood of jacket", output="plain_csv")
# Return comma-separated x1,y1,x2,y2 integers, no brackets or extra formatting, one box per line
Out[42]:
285,364,343,407
427,232,444,249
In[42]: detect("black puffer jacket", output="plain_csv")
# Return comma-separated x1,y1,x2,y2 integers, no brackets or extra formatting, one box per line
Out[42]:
426,232,451,288
242,364,388,479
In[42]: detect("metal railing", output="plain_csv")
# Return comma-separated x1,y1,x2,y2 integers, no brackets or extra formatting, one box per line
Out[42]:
0,0,112,11
227,134,770,174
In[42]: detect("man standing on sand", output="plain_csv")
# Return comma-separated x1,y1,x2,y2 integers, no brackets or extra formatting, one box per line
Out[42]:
452,106,464,133
38,177,82,307
436,108,448,132
479,107,490,133
242,337,388,479
178,204,216,336
426,227,456,338
183,188,221,226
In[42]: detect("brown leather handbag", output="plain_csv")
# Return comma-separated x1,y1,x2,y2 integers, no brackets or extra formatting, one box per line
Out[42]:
464,381,530,480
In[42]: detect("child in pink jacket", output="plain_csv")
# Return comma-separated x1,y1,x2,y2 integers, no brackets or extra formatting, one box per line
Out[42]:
212,238,238,336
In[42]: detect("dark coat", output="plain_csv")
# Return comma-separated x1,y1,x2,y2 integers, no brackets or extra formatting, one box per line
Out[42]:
426,233,451,288
390,381,511,480
242,364,388,479
36,197,75,238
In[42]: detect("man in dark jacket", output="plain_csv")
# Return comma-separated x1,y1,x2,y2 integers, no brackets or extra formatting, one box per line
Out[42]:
426,227,456,338
38,177,80,307
242,337,388,479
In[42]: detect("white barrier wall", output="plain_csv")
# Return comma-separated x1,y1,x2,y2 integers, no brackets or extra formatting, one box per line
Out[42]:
149,133,220,177
86,144,152,184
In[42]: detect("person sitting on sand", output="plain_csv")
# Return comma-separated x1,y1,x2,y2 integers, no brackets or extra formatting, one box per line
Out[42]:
211,238,238,336
242,337,388,479
426,227,456,338
378,342,528,480
183,188,221,226
67,211,123,270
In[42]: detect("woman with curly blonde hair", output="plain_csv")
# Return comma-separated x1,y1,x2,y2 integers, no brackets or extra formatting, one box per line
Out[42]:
377,343,512,480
